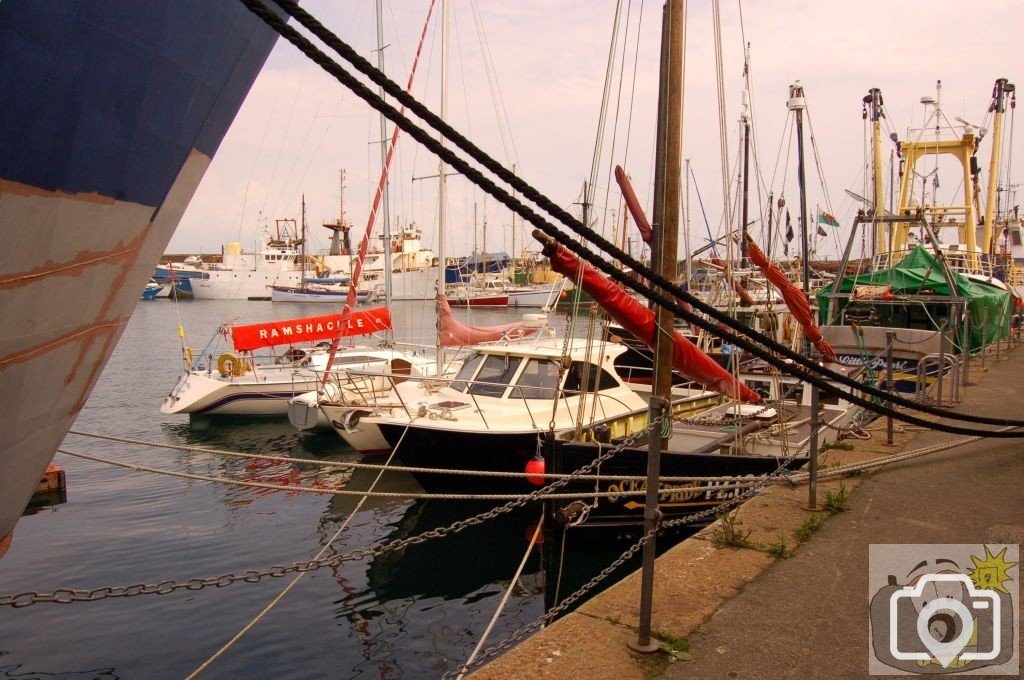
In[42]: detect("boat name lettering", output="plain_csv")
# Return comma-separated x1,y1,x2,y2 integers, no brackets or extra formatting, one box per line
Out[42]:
257,317,366,341
607,476,756,504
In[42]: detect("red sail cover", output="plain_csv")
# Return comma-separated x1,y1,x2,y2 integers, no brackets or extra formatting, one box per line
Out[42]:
231,307,392,351
545,244,760,403
745,240,837,362
437,294,528,346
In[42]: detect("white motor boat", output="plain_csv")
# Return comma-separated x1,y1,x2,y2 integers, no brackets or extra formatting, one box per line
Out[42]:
320,337,658,487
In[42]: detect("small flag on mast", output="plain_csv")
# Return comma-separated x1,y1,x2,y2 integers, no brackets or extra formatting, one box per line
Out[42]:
817,211,840,228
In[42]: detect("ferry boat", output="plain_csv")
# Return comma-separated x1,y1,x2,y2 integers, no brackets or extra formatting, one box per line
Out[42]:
0,1,280,543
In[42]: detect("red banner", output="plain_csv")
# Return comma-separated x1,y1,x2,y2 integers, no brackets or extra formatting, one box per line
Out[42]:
230,307,392,351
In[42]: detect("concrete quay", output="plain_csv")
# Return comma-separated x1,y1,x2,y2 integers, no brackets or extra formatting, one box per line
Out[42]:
472,344,1024,679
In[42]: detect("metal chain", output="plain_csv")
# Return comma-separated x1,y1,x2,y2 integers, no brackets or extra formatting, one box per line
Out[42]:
2,415,668,610
456,453,800,674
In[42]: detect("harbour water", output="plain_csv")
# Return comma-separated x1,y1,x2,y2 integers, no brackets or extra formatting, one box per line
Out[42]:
0,299,663,678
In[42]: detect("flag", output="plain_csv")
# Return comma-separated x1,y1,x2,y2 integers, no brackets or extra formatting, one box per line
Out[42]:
785,210,794,242
817,211,840,228
816,224,828,237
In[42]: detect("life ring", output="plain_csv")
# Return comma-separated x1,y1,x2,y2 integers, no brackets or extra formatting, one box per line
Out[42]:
217,352,250,376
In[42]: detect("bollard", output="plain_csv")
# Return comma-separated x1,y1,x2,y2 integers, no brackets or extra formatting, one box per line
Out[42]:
886,331,895,446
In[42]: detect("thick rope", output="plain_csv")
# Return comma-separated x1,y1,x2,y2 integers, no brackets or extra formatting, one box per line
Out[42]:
240,0,1024,436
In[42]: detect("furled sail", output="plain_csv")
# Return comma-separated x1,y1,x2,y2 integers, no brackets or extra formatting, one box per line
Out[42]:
535,233,761,403
437,294,529,346
745,237,836,361
231,307,392,351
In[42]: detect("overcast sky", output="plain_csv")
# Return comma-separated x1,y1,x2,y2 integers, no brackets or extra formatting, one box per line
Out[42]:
169,0,1023,262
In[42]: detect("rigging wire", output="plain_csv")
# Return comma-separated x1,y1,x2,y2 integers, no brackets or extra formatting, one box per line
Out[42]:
242,0,1024,436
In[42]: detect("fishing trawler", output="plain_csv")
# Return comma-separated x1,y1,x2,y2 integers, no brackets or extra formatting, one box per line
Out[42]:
0,1,280,544
818,81,1016,393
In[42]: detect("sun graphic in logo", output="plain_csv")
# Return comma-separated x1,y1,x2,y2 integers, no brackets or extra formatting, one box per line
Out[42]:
968,545,1018,594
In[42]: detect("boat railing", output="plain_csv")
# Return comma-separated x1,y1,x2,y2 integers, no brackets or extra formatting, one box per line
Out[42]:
319,367,644,432
871,247,995,278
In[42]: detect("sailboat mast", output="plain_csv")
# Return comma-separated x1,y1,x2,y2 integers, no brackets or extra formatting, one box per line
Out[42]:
435,0,450,374
740,90,751,266
788,82,810,292
652,0,683,411
300,194,306,286
376,0,394,310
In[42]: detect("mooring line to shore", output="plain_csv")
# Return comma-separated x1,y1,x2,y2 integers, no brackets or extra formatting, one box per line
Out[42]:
65,429,801,484
457,511,545,679
186,424,416,678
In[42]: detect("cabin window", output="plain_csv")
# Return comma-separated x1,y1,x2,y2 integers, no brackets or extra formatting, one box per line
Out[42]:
469,355,522,397
563,361,618,393
449,353,484,393
510,359,560,400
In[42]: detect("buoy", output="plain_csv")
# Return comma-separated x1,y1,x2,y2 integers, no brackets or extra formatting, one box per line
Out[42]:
560,290,568,298
881,291,894,301
525,457,545,486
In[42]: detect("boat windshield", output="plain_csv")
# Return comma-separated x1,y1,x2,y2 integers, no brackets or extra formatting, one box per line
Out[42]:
563,361,619,393
509,358,561,400
468,354,523,397
449,353,484,393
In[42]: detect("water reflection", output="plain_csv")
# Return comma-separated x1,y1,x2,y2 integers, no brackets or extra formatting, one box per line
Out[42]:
318,497,546,677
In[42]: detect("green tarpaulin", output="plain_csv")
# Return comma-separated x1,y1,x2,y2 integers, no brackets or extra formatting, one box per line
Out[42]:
816,246,1010,351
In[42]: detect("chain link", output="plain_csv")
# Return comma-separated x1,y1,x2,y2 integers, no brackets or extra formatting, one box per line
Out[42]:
2,416,668,610
453,452,800,675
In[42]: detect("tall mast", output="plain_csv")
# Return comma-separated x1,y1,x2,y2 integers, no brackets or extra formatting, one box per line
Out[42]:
300,194,306,286
375,0,394,310
865,87,885,256
788,82,809,292
435,0,449,374
636,0,685,655
740,89,751,266
983,78,1015,254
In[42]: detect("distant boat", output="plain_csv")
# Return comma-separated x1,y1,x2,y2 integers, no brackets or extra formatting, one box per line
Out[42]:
0,1,280,543
189,218,307,301
140,281,162,301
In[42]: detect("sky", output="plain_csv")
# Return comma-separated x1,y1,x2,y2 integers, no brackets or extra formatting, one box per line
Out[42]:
169,0,1024,263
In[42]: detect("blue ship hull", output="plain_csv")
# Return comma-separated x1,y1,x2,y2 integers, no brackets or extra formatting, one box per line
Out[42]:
0,0,281,539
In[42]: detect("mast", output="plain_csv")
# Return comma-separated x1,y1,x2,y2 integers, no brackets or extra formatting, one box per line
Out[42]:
635,0,685,655
300,194,306,287
740,90,751,266
685,157,692,283
983,78,1015,254
788,82,810,293
376,0,394,309
865,87,885,256
435,0,449,374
